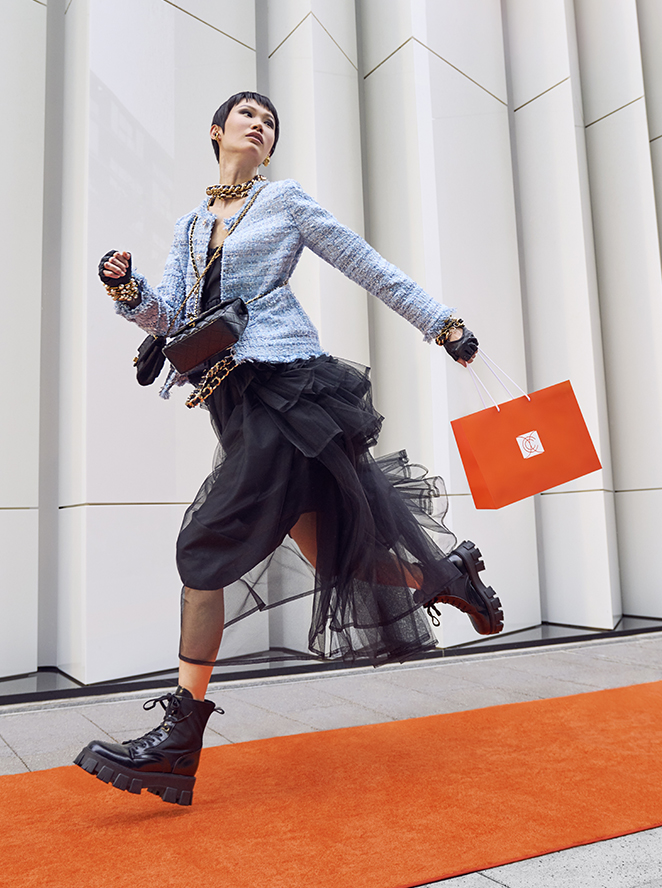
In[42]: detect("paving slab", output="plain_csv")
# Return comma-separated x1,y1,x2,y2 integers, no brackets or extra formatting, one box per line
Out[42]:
421,874,495,886
379,665,493,696
203,726,235,747
220,679,343,713
19,749,89,772
589,638,662,668
203,692,314,743
280,699,396,731
493,650,662,690
473,827,662,887
302,673,455,720
443,657,596,698
0,751,28,775
76,697,177,737
0,709,113,758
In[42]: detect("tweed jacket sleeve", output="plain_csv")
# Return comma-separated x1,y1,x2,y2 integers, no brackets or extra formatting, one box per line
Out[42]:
114,211,195,337
277,180,451,342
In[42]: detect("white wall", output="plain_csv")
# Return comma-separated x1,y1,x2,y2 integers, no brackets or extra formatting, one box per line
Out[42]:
4,0,662,681
0,0,47,677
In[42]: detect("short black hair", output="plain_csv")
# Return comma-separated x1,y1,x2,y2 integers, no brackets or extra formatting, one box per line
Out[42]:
211,92,280,162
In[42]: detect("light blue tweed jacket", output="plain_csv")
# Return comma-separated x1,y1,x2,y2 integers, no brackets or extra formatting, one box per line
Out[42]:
117,178,452,397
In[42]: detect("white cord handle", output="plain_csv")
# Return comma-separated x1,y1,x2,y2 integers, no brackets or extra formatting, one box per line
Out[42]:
468,365,500,412
474,350,530,403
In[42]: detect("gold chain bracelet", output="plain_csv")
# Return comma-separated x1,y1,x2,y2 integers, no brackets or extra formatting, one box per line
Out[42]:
105,279,140,304
434,316,465,346
185,353,237,408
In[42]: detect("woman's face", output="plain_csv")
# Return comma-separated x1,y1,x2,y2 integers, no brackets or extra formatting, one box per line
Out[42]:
213,101,276,165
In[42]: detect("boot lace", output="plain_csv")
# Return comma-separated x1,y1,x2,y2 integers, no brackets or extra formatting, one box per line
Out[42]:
425,602,442,627
121,693,223,750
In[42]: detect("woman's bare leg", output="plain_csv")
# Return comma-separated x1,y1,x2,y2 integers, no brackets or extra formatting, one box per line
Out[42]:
178,586,225,700
178,661,216,701
289,511,423,589
288,512,318,567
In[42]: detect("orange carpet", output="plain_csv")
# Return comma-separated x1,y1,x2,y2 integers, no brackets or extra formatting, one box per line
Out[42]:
4,681,662,888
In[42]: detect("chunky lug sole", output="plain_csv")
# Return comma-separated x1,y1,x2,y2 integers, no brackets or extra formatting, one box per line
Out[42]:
419,540,504,635
74,746,195,806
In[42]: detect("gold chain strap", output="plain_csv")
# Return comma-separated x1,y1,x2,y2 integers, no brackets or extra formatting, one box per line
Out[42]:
185,353,237,408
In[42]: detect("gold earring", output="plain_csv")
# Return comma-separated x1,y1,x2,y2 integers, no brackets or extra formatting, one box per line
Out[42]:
263,155,270,167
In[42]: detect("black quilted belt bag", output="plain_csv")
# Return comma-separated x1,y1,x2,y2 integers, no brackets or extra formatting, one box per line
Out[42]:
162,298,248,375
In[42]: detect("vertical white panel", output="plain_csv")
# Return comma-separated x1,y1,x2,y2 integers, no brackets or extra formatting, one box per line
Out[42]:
361,41,436,463
55,0,259,681
59,0,91,509
575,0,662,616
581,104,662,490
537,492,620,628
0,0,46,677
0,512,39,678
574,0,645,125
83,505,183,685
267,0,370,363
68,0,255,508
503,0,620,629
57,506,86,681
0,0,45,510
636,1,662,261
422,0,508,102
505,0,572,110
359,0,541,643
171,2,256,50
358,0,414,76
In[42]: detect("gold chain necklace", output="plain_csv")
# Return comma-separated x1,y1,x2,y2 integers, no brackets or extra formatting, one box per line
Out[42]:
206,175,266,204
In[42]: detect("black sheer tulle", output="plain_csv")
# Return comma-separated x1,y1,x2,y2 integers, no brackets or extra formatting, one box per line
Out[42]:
176,356,461,666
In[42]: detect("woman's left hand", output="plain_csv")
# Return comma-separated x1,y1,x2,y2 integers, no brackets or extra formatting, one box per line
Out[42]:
103,251,131,280
98,250,132,285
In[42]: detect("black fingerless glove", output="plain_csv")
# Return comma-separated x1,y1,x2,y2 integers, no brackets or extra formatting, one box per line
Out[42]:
444,327,479,363
98,250,132,285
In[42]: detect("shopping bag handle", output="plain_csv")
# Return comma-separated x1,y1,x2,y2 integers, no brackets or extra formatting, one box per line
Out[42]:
467,351,530,413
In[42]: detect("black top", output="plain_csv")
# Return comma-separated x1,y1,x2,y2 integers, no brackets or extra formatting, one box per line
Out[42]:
187,244,223,384
200,243,222,313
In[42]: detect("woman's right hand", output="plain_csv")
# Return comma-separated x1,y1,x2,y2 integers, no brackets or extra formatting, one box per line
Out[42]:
444,326,479,366
103,251,131,280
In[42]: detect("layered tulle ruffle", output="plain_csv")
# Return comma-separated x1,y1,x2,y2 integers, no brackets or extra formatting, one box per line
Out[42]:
176,356,459,665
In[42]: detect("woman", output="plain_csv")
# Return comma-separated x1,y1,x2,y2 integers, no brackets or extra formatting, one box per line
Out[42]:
75,92,503,806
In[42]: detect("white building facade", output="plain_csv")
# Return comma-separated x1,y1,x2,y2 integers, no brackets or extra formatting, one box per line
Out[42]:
2,0,661,684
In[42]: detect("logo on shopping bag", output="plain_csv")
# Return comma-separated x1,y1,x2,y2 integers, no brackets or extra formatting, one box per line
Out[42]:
516,430,544,459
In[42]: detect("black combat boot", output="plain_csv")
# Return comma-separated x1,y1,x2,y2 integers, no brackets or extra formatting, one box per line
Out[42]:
414,540,504,635
74,686,221,806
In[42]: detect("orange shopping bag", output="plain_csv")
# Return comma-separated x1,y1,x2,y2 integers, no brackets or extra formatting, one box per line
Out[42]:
451,361,601,509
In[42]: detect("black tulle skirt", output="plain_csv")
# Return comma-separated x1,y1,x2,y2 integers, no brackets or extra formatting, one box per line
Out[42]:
176,355,461,665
